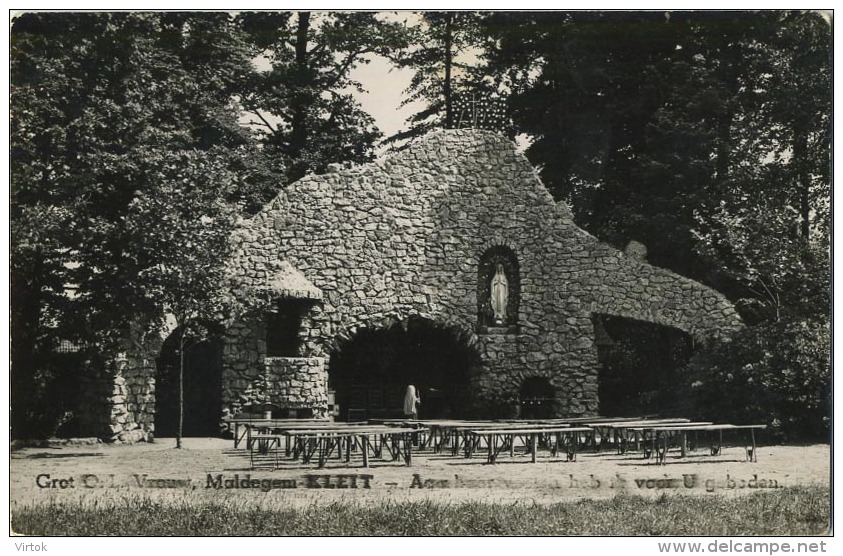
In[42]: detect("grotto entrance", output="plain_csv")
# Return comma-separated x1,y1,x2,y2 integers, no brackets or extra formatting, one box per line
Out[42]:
328,318,480,421
592,315,693,417
154,331,223,437
519,377,556,419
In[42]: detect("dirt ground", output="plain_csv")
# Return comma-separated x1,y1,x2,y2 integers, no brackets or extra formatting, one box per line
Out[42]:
10,435,831,510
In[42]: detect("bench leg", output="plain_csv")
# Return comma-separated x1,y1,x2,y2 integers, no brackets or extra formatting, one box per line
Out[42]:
746,429,758,462
710,430,722,456
362,436,370,468
567,433,577,462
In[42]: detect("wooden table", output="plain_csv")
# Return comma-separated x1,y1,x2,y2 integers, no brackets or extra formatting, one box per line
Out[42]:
465,426,594,463
224,417,330,449
585,419,694,453
452,422,574,456
271,425,428,469
634,423,768,464
249,434,283,469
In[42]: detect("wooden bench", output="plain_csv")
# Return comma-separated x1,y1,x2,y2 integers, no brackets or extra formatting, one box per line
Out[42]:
224,416,330,449
634,423,768,464
585,419,694,454
281,426,428,468
465,426,593,464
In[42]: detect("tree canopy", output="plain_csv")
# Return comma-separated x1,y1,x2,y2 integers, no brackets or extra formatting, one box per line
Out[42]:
385,11,513,148
483,11,830,312
237,11,410,182
10,12,258,437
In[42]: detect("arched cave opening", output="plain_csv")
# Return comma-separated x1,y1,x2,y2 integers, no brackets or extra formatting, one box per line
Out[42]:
519,376,556,419
155,330,223,437
593,314,693,418
328,317,480,421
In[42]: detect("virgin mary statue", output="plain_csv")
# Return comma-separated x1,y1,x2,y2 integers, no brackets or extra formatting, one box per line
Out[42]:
490,263,508,325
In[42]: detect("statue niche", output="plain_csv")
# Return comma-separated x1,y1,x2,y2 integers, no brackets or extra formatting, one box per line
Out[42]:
477,246,520,333
490,263,509,324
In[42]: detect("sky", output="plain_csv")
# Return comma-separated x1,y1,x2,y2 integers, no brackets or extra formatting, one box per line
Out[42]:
245,11,427,150
350,52,422,143
349,11,426,143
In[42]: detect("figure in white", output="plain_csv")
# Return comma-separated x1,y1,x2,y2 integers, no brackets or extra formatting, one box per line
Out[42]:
490,263,509,325
404,385,421,419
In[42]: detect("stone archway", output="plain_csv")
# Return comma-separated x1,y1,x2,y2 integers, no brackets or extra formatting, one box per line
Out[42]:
328,317,482,421
154,330,223,437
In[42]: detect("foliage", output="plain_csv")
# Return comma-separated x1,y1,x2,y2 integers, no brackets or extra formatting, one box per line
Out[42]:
237,11,410,182
693,200,829,324
123,149,240,331
484,11,831,295
11,486,830,535
385,11,511,148
9,352,92,439
683,318,830,441
11,12,253,341
10,12,259,438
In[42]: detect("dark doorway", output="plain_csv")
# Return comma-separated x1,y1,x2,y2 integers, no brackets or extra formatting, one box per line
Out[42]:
155,332,223,437
519,377,555,419
329,318,479,421
593,315,693,417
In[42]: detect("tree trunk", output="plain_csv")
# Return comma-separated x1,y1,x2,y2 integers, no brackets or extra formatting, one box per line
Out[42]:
715,109,732,184
714,35,742,193
10,253,44,439
444,12,454,129
793,124,811,242
177,333,185,449
287,11,311,181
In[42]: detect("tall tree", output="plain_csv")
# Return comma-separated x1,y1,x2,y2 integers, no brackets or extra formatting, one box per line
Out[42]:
123,148,240,447
690,12,831,324
484,11,830,295
754,11,831,244
238,11,409,183
10,12,258,437
385,11,500,147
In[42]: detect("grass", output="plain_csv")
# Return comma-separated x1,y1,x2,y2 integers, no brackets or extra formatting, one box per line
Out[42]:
11,485,829,536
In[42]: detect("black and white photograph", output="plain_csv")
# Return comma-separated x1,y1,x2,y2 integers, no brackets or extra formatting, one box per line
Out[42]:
7,4,833,545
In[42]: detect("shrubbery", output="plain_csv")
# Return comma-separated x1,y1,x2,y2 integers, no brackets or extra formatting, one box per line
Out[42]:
11,352,88,439
683,318,830,442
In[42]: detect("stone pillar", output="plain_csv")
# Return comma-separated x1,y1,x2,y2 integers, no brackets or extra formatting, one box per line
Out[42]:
102,328,162,443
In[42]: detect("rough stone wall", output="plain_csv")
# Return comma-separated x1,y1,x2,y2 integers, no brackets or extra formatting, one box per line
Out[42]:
224,129,742,419
81,329,160,442
108,352,156,443
263,357,328,411
221,301,327,419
